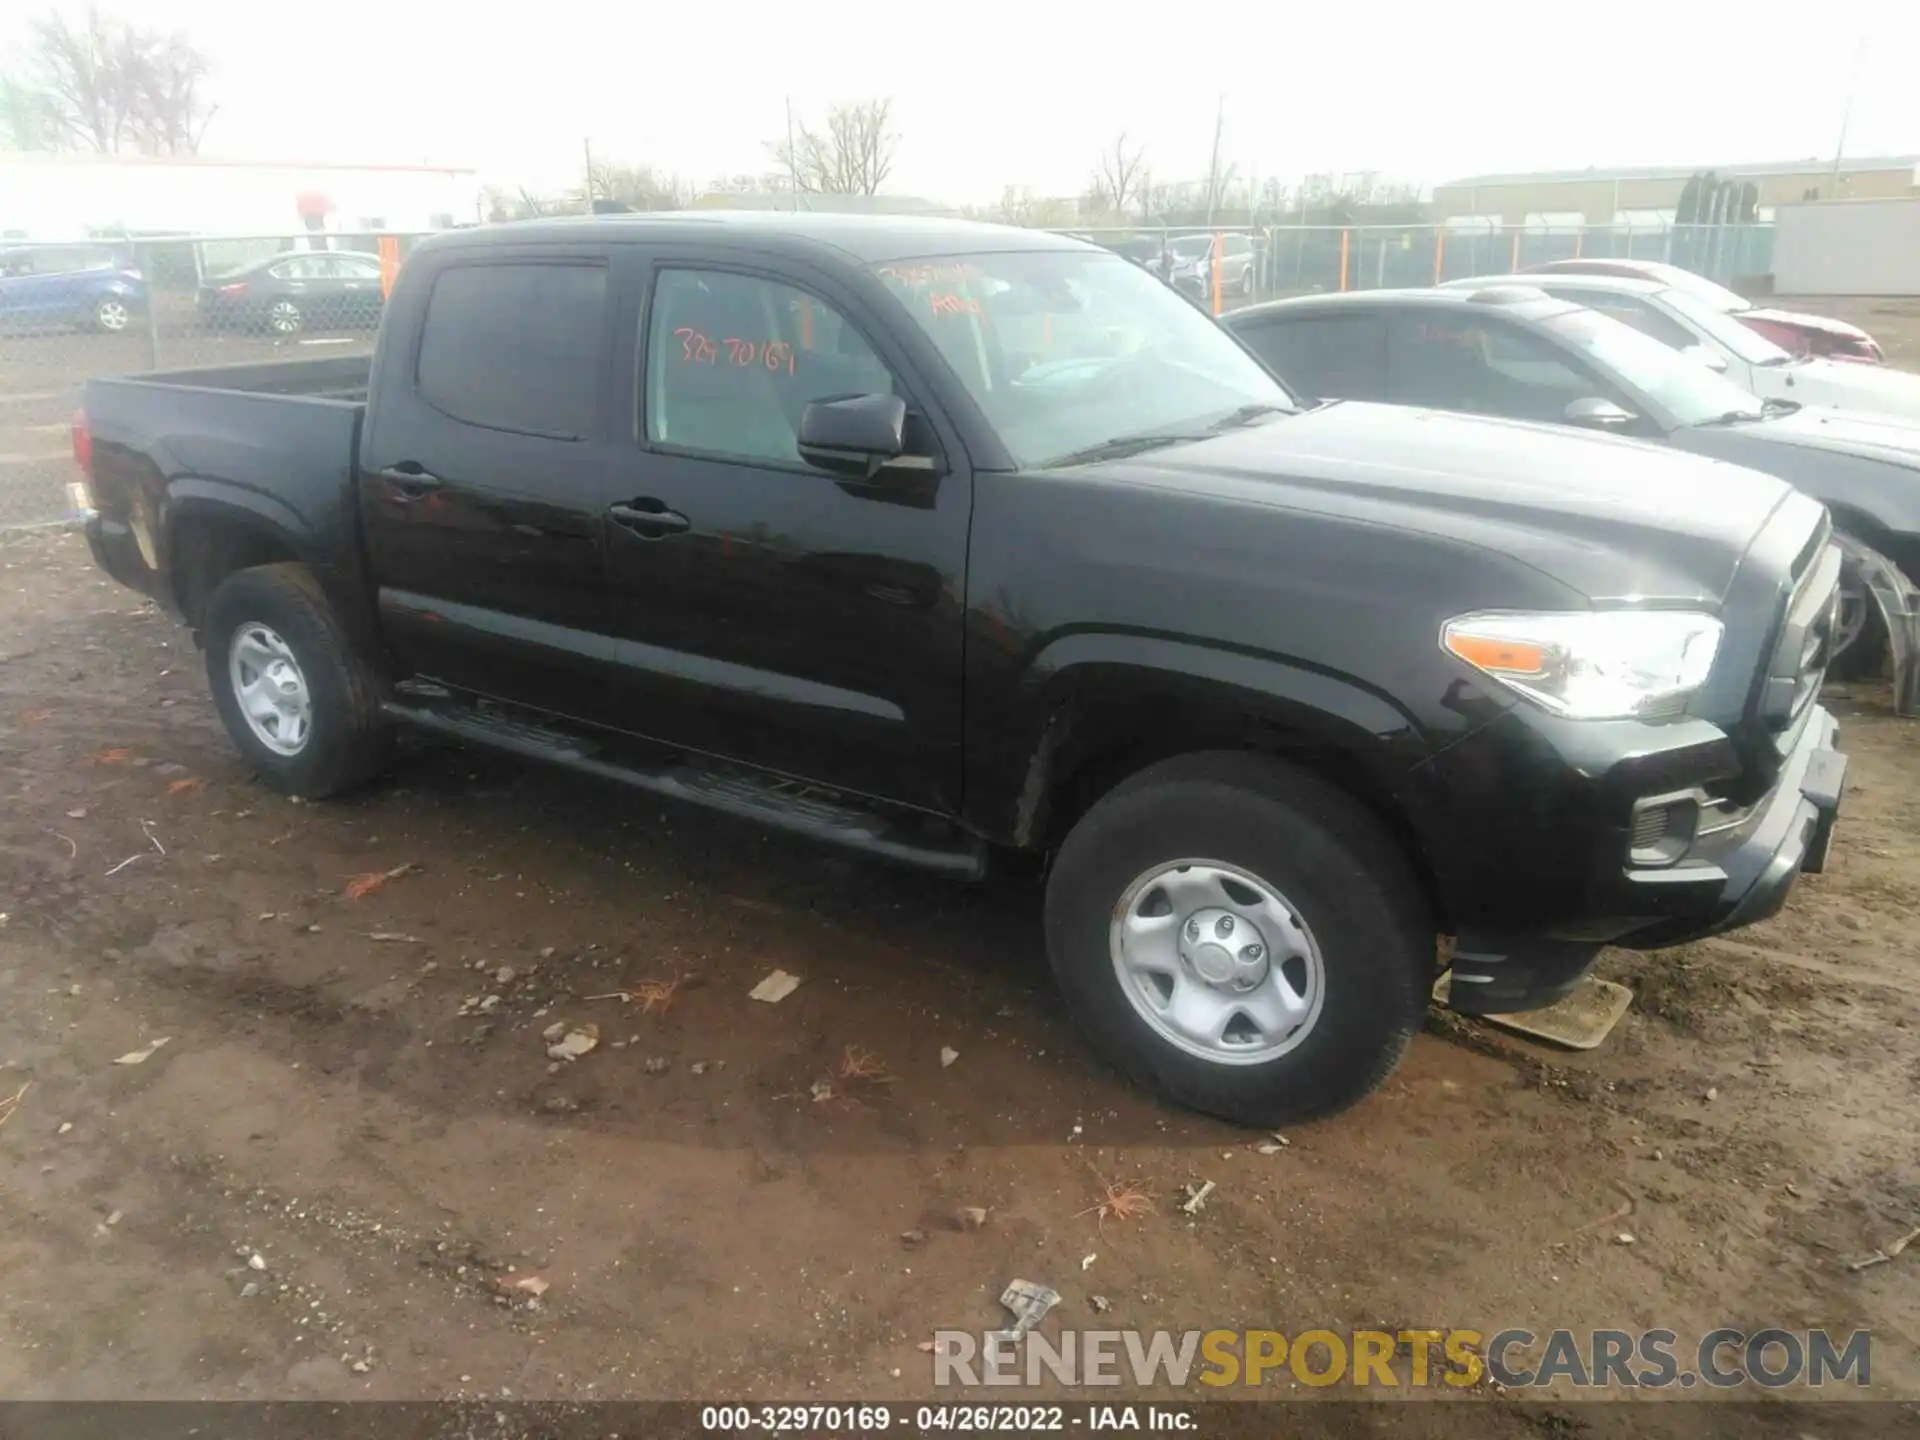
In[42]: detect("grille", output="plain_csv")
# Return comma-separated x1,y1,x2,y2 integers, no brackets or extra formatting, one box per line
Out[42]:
1631,805,1671,851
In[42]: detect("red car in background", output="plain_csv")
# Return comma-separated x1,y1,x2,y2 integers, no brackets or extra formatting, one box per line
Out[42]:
1522,257,1884,363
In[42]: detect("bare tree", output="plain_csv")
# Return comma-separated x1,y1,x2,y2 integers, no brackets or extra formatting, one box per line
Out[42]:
771,98,898,196
991,186,1075,229
3,8,215,154
0,74,61,149
582,160,685,213
1085,132,1147,219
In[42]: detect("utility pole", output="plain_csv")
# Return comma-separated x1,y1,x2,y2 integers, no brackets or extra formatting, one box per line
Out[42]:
785,98,802,211
1829,35,1866,194
583,138,594,212
1203,93,1226,227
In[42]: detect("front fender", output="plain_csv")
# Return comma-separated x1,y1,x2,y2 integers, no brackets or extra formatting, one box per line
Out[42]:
966,629,1441,847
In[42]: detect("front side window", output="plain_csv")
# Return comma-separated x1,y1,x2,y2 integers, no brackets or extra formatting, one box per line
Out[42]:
1541,308,1765,426
1389,314,1603,424
416,262,605,440
1569,292,1698,350
875,249,1293,467
646,268,899,466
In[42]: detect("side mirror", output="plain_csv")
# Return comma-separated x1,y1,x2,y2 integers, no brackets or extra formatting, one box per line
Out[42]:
1564,396,1639,430
798,393,906,478
1682,344,1731,374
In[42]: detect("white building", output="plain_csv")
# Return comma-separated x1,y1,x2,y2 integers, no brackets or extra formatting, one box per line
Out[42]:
0,152,483,240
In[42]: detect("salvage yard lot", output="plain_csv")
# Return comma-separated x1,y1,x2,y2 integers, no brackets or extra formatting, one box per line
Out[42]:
2,526,1918,1424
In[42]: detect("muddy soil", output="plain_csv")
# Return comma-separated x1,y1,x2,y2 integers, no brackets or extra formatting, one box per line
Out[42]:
1,527,1916,1426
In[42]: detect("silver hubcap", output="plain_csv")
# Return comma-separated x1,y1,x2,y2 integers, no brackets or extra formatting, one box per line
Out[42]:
270,302,300,333
1110,860,1326,1065
228,624,312,756
98,300,129,330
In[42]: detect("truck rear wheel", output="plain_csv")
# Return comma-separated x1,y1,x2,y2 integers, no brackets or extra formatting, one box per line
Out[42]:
203,563,390,798
1044,752,1432,1127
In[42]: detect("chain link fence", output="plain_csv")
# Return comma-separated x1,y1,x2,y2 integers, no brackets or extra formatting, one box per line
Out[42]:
1,231,425,529
1051,220,1773,308
1263,221,1775,295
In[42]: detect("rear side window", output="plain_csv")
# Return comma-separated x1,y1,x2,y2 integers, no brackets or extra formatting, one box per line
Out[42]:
416,263,606,440
1239,314,1388,402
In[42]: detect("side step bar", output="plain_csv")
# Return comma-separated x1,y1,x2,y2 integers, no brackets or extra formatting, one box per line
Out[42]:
382,698,989,880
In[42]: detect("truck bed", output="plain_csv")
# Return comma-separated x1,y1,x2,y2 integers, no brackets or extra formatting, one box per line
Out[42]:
122,353,372,403
81,354,372,619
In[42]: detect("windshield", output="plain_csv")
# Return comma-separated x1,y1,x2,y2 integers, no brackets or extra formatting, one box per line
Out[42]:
875,249,1294,468
1649,265,1754,315
1542,308,1766,426
1169,236,1215,258
1660,288,1793,366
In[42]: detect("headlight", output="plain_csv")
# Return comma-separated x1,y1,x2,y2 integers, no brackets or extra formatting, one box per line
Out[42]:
1441,610,1723,720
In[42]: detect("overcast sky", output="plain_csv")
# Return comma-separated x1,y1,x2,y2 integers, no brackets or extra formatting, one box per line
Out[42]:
13,0,1920,202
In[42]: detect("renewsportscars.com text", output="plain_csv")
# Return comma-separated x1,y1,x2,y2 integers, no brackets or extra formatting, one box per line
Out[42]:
930,1327,1871,1389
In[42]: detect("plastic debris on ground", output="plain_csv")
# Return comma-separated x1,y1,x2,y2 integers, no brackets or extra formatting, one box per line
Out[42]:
993,1279,1061,1343
748,970,802,1004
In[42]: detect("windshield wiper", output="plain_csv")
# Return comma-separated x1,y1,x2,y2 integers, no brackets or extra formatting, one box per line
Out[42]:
1204,403,1292,432
1047,431,1205,468
1701,408,1767,425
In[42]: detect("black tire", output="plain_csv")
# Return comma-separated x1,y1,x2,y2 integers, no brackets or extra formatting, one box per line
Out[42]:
1829,541,1888,681
203,562,390,798
1238,265,1256,297
267,299,304,335
1044,752,1433,1127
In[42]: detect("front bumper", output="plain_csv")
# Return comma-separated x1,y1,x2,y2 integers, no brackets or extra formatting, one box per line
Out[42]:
1446,704,1846,1016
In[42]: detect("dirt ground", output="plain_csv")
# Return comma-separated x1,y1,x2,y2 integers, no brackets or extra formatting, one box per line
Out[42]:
2,526,1918,1425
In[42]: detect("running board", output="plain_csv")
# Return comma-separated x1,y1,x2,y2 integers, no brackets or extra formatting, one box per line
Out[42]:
381,698,988,880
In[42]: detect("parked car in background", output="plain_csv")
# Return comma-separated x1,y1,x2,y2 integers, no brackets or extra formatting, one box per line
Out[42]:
1163,233,1256,300
1450,273,1920,421
1226,285,1920,694
75,214,1848,1127
1522,258,1883,363
0,243,147,334
196,250,386,336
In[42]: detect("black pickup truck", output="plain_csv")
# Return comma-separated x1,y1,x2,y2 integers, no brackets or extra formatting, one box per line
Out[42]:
76,213,1847,1127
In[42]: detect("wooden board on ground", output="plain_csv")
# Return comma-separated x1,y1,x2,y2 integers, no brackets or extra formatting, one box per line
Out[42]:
1432,971,1636,1051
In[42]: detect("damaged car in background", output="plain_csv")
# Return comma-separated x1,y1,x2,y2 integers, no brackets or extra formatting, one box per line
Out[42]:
1229,284,1920,713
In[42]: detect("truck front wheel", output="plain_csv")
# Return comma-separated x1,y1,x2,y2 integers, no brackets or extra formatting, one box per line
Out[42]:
202,563,390,798
1044,752,1433,1127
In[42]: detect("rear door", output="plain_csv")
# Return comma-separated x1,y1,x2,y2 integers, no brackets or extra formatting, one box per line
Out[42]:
596,251,973,812
358,246,625,726
327,252,386,326
0,248,69,325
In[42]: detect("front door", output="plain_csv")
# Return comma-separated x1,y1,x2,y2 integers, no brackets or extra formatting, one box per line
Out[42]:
357,250,624,727
598,256,972,813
